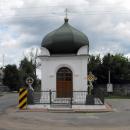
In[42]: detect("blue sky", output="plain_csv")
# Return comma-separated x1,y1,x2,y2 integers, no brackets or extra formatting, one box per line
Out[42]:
0,0,130,68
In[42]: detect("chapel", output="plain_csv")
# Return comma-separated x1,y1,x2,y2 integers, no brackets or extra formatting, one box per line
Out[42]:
40,17,89,100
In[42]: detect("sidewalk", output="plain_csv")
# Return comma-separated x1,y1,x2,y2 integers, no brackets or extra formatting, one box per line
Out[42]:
19,103,113,113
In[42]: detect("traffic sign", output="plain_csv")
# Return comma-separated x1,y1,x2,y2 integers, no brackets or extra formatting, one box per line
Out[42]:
26,77,34,85
107,83,113,92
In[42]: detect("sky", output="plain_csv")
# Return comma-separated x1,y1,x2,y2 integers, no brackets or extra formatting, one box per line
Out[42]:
0,0,130,71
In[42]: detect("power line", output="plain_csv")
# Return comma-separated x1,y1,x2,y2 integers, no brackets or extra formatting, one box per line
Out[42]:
0,1,130,18
0,2,128,9
1,7,130,13
0,11,130,19
0,2,130,11
1,6,130,13
0,8,130,21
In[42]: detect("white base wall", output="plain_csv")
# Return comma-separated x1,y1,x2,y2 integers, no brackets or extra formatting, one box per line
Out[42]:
40,55,89,92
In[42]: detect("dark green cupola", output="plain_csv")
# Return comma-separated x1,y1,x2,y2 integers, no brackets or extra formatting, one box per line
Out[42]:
41,18,89,54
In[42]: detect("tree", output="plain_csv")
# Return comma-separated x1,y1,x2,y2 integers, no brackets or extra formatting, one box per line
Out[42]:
22,48,41,90
111,54,130,83
19,57,36,88
88,55,101,72
88,53,130,84
99,53,113,84
3,65,20,91
88,55,102,84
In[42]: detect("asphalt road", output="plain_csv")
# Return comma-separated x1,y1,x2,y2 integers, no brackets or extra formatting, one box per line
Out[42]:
0,92,18,113
0,93,130,130
8,99,130,127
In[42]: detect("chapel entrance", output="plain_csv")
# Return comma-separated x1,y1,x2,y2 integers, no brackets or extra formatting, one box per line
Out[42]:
56,67,73,98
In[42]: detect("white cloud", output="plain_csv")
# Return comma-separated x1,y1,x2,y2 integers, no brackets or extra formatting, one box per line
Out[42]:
114,22,130,39
0,0,130,72
0,0,24,17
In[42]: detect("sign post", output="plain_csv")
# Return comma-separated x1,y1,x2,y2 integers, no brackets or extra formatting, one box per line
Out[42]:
26,77,34,104
107,83,113,92
26,77,34,91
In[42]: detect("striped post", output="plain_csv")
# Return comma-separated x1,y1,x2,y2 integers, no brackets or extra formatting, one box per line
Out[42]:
18,88,28,109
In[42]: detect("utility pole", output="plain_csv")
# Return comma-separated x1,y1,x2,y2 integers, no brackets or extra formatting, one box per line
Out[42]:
108,70,111,84
2,54,5,69
34,48,39,91
34,49,38,80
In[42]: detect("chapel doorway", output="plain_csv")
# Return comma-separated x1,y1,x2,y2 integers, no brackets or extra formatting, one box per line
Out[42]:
56,67,73,98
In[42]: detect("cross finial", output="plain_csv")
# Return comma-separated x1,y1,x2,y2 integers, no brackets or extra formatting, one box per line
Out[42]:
64,8,69,22
65,8,68,19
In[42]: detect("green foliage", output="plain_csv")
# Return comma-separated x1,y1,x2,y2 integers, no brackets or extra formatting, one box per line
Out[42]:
88,55,101,72
3,65,20,91
88,53,130,84
19,57,37,88
2,56,40,91
105,95,130,99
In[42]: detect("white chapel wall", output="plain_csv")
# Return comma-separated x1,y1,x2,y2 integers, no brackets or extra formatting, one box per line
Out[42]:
41,56,89,92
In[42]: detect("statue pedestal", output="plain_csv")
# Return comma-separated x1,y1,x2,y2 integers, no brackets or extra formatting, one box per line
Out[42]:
27,88,34,105
86,95,94,105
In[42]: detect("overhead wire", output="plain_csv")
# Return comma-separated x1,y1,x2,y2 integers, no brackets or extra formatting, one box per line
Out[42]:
0,10,130,20
0,2,130,21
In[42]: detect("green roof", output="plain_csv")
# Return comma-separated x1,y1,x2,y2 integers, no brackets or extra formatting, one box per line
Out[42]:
41,18,89,54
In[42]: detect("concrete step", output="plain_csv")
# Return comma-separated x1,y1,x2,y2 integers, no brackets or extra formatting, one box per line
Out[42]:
52,98,71,104
51,98,72,108
48,108,73,113
50,103,71,108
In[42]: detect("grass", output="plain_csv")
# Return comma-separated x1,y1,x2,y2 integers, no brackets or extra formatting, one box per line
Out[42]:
105,95,130,99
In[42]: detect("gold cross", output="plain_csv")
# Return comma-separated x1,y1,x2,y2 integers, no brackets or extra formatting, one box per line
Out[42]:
87,72,97,82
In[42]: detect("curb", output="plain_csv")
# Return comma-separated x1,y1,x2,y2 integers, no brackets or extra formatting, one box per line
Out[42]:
17,103,113,113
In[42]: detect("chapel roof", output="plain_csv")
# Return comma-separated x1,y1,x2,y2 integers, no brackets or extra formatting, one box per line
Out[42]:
41,18,89,54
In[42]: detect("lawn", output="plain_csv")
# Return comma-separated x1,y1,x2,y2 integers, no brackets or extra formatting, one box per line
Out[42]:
105,95,130,99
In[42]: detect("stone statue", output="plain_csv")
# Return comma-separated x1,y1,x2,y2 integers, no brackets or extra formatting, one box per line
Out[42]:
88,80,93,95
86,72,97,105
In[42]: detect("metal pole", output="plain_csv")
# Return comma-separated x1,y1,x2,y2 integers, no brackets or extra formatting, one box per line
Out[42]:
108,70,111,84
49,89,52,105
34,49,38,90
70,94,72,107
2,54,5,68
